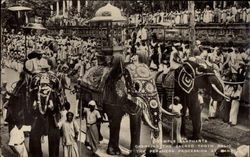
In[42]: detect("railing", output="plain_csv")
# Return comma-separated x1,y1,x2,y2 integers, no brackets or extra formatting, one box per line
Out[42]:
169,23,250,45
47,23,250,45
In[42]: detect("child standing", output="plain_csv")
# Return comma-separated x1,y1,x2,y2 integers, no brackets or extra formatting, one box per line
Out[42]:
169,96,183,146
8,120,31,157
60,112,79,157
61,101,71,122
84,100,102,154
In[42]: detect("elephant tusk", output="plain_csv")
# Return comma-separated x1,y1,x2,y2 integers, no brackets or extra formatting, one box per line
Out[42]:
33,100,37,109
48,100,54,109
161,107,176,116
211,84,230,100
142,110,158,131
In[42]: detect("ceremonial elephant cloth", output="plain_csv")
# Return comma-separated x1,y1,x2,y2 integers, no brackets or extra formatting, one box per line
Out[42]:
122,63,161,138
81,65,112,108
81,66,111,91
177,62,195,94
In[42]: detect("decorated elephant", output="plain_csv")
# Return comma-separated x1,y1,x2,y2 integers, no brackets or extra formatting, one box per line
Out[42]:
79,54,174,156
6,71,65,157
29,72,62,115
155,60,229,139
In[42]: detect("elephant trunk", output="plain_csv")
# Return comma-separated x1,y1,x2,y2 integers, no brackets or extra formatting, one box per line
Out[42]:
161,107,176,116
142,109,158,130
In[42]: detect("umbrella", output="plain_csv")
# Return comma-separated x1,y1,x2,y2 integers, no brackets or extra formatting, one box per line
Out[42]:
22,23,47,30
8,6,32,11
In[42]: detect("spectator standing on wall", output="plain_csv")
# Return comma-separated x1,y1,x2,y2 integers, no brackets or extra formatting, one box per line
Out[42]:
231,4,237,22
221,9,228,23
246,5,250,22
242,8,247,23
203,5,211,23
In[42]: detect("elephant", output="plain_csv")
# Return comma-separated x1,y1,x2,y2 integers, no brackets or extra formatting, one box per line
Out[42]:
6,71,65,157
155,60,229,140
79,54,174,156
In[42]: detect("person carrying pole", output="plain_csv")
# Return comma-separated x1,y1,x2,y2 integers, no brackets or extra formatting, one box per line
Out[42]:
83,100,102,154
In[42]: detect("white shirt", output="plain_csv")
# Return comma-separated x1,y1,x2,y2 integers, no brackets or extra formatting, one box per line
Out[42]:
84,108,101,124
137,28,147,41
9,125,31,146
169,103,183,115
25,58,49,73
61,121,79,145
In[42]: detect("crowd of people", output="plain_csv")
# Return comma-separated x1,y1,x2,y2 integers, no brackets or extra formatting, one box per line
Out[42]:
129,4,250,26
2,33,98,81
45,3,250,27
1,22,249,155
47,14,88,27
2,26,249,126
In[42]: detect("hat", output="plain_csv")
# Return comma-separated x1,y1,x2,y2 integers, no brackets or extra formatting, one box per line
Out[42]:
89,100,96,106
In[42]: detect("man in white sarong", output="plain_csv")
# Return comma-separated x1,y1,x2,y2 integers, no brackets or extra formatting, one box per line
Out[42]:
84,100,102,153
60,112,79,157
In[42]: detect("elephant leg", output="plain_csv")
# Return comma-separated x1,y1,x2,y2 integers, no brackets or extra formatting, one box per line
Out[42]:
189,101,202,139
48,128,60,157
106,106,124,155
181,104,187,137
129,113,141,153
48,113,60,157
29,132,43,157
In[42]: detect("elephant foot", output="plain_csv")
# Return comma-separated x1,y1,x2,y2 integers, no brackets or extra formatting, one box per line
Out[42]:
107,146,121,155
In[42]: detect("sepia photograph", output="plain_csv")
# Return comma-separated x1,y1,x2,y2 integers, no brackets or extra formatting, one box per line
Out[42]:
0,0,250,157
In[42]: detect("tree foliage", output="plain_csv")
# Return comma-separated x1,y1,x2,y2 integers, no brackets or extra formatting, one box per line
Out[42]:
2,0,57,28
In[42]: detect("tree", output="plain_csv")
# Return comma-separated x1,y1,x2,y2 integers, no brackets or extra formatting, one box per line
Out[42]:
2,0,57,25
22,0,57,23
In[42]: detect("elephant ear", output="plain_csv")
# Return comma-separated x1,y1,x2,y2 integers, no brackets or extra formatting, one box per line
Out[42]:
178,62,195,94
